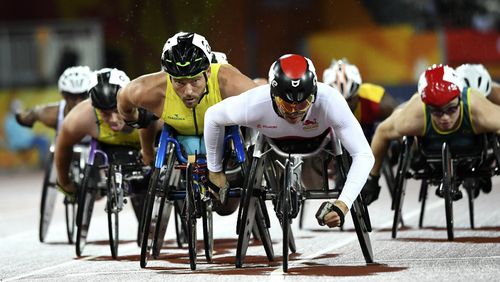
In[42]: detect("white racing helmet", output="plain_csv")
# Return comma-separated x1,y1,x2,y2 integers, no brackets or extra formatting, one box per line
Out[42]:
212,51,228,64
323,59,362,99
58,66,94,94
455,63,492,97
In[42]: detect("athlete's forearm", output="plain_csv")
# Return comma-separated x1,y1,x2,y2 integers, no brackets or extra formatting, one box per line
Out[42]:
117,90,139,121
55,145,74,186
139,123,158,159
369,129,391,176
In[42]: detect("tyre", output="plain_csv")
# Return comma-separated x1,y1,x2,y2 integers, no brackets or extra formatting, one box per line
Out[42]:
106,165,120,259
39,151,56,243
202,200,213,262
442,143,454,241
186,164,197,270
235,156,264,268
75,164,97,257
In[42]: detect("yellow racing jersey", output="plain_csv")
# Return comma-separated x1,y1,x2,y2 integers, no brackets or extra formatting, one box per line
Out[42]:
160,63,223,135
94,109,141,148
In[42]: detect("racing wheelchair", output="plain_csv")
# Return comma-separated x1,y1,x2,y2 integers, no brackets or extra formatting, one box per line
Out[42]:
391,134,500,241
39,142,88,243
75,139,149,259
236,129,373,272
139,124,253,270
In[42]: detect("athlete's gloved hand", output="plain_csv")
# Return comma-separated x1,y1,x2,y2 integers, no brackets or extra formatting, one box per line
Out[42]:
361,174,381,206
315,200,348,228
15,112,35,128
208,171,230,205
140,148,156,167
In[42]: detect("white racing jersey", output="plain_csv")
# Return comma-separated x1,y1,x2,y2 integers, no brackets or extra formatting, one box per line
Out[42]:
204,82,374,208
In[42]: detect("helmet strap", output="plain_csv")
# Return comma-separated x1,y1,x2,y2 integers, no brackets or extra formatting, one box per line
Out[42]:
197,71,210,103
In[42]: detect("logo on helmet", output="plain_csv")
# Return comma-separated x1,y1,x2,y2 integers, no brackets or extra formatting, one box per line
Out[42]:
291,80,300,87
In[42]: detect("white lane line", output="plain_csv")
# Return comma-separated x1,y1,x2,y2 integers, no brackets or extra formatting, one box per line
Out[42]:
270,198,445,275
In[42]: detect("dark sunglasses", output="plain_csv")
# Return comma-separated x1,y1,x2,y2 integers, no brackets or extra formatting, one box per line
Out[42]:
428,103,460,117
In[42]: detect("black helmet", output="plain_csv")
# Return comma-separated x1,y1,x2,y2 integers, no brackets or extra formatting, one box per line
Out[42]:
89,68,130,110
269,54,318,104
161,32,212,78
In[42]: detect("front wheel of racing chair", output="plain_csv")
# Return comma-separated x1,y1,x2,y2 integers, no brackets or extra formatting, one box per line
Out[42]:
235,136,275,269
335,144,373,263
139,141,177,268
75,163,98,257
280,158,296,272
185,164,199,270
391,136,414,239
441,142,455,241
202,197,214,263
106,164,122,259
75,140,108,257
39,147,57,243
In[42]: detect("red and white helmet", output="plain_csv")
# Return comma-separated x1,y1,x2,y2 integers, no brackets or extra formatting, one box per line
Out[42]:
323,59,362,99
268,54,317,104
418,64,463,107
455,63,492,97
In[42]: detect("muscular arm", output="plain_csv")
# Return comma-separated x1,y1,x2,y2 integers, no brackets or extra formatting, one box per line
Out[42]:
379,91,399,120
205,91,254,172
324,88,374,209
139,119,163,165
370,94,425,175
16,103,59,129
55,101,97,187
486,81,500,106
218,64,257,99
117,72,166,121
469,88,500,134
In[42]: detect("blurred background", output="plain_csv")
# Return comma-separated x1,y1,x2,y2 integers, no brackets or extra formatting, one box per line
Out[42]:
1,0,499,169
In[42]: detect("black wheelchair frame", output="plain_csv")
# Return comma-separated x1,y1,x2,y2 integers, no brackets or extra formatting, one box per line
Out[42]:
235,130,373,272
75,139,148,258
391,134,500,241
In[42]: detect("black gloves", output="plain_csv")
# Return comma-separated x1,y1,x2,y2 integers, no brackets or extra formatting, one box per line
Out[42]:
125,108,159,129
361,174,381,206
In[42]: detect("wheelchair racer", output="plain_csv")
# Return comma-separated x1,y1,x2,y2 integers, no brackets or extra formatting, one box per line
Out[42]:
362,64,500,204
323,59,398,143
55,68,146,219
204,54,374,228
456,63,500,106
116,32,257,212
15,66,94,132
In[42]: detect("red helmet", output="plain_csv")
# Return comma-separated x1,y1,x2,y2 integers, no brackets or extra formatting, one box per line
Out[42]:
268,54,317,104
418,64,463,107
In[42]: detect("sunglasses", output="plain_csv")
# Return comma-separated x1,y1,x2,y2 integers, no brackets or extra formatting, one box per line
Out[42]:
275,95,313,114
428,103,460,117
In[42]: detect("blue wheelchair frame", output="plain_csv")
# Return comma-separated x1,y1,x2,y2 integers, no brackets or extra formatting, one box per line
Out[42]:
140,124,246,270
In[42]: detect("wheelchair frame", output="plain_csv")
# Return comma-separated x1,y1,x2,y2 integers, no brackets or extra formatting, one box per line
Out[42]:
139,124,247,270
235,130,374,272
391,134,500,241
75,139,147,258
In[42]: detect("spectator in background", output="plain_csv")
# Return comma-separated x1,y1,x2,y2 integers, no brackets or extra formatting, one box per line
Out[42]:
3,99,50,167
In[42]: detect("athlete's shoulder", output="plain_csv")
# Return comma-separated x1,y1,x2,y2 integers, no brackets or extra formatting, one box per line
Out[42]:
316,82,343,101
